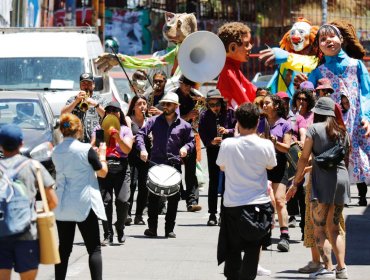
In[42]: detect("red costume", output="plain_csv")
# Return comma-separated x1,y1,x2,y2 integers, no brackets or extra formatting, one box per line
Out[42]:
217,57,256,109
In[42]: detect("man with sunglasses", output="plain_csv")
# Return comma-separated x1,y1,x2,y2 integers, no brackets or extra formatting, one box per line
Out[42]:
136,92,195,238
61,73,108,143
198,89,236,226
174,75,203,212
143,70,167,116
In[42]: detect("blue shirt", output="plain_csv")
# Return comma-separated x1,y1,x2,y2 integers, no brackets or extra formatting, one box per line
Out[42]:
136,113,194,165
308,49,370,121
52,138,107,222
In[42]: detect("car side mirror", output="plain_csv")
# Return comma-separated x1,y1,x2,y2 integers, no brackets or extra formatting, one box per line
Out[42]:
94,76,104,91
53,118,60,129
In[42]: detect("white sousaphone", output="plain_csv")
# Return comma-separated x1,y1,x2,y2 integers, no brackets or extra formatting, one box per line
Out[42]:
178,31,226,84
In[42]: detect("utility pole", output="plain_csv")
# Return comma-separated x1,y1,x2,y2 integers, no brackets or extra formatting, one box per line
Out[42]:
98,0,105,43
322,0,328,24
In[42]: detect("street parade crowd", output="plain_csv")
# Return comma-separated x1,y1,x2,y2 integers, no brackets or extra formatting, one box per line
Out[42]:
1,14,370,280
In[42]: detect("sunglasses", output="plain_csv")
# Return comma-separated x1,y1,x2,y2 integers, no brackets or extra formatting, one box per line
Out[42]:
297,97,308,101
106,108,120,113
153,79,165,84
208,101,221,108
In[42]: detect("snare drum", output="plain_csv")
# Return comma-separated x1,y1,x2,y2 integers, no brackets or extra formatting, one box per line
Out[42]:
147,164,182,197
286,142,302,181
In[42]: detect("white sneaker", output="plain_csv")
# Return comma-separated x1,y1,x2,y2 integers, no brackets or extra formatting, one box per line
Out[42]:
309,268,335,279
257,265,271,276
335,267,348,279
298,261,324,273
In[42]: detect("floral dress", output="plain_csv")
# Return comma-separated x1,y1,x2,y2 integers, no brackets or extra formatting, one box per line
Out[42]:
309,50,370,184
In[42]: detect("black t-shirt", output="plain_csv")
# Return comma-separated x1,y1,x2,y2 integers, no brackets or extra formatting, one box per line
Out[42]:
175,87,196,117
88,148,102,171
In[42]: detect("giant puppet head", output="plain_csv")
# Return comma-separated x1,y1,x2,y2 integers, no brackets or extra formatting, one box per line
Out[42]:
280,18,318,54
162,12,197,44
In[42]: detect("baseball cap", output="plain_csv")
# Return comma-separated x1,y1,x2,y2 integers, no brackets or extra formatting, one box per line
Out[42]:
276,91,290,99
0,124,23,151
80,73,94,82
206,89,224,99
300,81,315,91
159,92,179,105
179,75,196,87
104,101,121,111
312,97,335,117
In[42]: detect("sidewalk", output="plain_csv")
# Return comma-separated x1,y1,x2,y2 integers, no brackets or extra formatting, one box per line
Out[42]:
31,185,369,280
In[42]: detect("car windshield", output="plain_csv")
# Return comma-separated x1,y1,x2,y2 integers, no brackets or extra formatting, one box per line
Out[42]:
0,99,48,130
0,57,84,90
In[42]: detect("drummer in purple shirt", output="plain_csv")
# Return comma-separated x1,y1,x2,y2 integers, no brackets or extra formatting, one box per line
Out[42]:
136,92,195,238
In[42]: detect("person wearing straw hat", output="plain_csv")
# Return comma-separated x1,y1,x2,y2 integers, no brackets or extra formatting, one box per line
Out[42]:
136,92,195,238
0,124,58,280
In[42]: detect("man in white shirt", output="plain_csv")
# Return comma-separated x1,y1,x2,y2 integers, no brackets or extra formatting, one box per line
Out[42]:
216,103,277,280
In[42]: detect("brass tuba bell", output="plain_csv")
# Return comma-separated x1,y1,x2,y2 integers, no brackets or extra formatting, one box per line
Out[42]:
178,31,226,83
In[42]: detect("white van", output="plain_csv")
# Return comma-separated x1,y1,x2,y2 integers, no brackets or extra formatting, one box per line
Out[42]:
0,27,126,116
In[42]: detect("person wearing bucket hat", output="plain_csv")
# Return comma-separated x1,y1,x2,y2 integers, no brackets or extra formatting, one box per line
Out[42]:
0,124,57,279
199,89,236,226
311,97,336,117
91,101,133,245
315,78,334,97
136,91,195,238
288,95,350,279
61,72,108,143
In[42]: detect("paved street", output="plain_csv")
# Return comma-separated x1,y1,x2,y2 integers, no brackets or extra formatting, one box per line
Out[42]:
29,185,370,280
19,146,370,280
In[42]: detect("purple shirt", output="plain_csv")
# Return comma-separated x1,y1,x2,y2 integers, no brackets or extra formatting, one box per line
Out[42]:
198,109,236,147
257,117,292,143
136,114,194,165
93,125,133,158
287,111,307,141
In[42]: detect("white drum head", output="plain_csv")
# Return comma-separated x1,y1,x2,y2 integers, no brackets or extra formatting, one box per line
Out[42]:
148,164,181,187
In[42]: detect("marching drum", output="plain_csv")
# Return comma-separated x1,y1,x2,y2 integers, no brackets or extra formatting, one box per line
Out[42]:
286,142,302,181
147,164,182,197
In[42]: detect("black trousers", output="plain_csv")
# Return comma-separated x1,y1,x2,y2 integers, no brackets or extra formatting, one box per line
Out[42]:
147,191,180,233
147,163,181,233
98,159,131,237
357,182,368,198
180,149,199,206
287,182,306,233
222,206,267,280
55,210,102,280
206,146,224,214
128,156,149,218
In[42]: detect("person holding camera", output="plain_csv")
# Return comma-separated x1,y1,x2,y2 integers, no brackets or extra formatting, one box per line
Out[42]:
61,73,108,143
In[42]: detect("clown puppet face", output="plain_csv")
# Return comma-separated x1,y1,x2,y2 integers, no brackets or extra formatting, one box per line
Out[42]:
289,21,311,52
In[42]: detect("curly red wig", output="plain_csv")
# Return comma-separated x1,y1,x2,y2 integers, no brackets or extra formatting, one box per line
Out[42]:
279,17,319,55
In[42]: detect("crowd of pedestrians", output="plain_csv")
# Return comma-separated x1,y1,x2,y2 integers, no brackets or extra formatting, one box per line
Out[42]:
1,19,369,280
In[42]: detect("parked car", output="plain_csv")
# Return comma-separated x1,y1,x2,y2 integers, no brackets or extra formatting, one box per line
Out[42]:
251,72,273,89
0,91,61,176
0,27,127,116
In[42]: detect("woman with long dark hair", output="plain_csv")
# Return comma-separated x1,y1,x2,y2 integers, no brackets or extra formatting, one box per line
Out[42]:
288,97,350,279
257,94,292,252
292,89,316,126
126,95,151,225
92,102,133,245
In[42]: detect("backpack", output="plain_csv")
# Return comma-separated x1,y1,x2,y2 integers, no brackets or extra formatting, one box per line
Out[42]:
0,159,33,238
